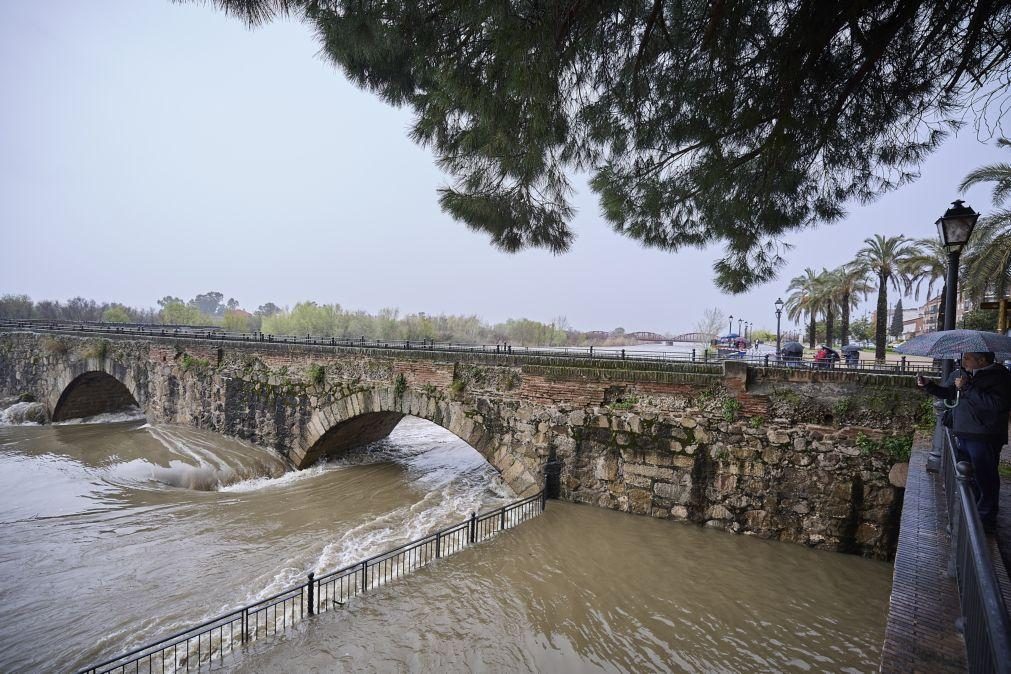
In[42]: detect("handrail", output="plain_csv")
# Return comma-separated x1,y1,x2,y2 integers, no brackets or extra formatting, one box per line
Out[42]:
0,319,938,375
941,428,1011,673
78,488,547,673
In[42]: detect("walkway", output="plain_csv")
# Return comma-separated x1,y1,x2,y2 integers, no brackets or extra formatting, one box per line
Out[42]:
881,441,966,672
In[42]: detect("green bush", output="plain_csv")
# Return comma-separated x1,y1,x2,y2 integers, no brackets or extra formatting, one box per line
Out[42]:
721,398,742,421
306,364,325,386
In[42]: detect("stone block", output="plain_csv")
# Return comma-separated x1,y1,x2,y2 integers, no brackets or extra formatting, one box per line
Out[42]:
624,474,652,488
767,429,790,445
626,489,652,515
705,504,732,520
623,463,674,480
680,416,698,429
594,454,619,481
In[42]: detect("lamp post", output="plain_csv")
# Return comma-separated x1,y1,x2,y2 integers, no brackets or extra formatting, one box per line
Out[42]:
737,318,743,336
927,199,980,473
728,314,733,336
775,298,784,355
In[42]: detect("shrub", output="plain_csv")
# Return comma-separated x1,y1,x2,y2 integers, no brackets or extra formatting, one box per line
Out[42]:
306,364,325,386
84,340,109,360
721,398,742,421
394,373,407,398
180,353,210,372
41,337,68,355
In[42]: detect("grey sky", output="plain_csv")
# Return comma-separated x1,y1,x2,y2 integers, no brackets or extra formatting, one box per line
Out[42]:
1,1,1008,335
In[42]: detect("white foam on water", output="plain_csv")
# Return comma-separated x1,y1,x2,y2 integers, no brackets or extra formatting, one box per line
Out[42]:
0,402,45,426
217,462,332,493
250,418,517,601
53,408,147,426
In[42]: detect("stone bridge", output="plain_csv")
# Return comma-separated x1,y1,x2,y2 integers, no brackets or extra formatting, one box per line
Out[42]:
0,326,931,558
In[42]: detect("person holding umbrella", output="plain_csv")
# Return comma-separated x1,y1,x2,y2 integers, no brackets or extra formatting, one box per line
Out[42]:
916,350,1011,531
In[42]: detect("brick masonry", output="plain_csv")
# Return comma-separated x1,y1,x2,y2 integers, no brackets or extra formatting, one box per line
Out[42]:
0,329,931,558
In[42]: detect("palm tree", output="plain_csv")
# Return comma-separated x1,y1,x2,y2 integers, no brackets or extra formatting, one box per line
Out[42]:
826,264,872,346
814,269,838,346
856,235,921,360
904,239,950,331
785,268,822,349
959,139,1011,303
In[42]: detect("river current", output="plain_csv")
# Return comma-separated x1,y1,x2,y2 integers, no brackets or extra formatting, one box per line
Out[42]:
0,412,891,672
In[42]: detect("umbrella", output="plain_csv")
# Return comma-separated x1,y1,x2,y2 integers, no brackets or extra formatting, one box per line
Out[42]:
720,333,740,339
781,341,804,354
895,329,1011,359
841,344,861,353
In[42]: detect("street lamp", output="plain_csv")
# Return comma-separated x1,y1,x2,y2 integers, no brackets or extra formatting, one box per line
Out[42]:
737,318,743,336
937,199,979,348
728,314,733,336
927,199,980,473
775,298,784,355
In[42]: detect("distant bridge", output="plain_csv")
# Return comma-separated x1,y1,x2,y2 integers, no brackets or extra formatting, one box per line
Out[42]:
627,331,715,343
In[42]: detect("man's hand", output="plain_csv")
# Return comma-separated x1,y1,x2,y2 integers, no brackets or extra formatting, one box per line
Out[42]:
955,375,968,390
916,374,927,388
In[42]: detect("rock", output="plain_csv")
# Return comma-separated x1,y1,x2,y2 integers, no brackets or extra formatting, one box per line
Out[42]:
888,462,909,488
767,429,790,445
670,505,689,519
594,455,619,481
706,504,732,519
680,417,698,429
626,489,652,514
744,509,769,528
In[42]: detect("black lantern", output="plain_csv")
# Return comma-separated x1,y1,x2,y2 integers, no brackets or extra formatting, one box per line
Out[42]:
936,199,979,252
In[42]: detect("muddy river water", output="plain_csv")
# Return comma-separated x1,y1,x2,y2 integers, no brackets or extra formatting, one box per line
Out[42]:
0,414,891,672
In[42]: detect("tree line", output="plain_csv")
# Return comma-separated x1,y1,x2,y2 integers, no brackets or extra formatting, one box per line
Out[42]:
0,292,651,347
785,139,1011,359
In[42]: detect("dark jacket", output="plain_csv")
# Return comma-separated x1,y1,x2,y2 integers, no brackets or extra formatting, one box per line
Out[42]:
925,363,1011,442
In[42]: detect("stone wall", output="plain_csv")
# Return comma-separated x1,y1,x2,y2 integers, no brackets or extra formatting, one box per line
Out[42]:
0,329,930,559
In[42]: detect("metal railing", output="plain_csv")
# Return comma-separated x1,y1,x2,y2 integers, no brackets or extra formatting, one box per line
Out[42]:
0,320,937,375
941,428,1011,673
79,488,547,673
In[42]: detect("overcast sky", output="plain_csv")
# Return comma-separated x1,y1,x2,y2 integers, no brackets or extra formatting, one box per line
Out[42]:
1,1,1008,335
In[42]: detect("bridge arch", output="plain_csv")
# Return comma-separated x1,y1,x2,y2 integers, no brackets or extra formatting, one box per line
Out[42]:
298,386,540,496
50,360,143,422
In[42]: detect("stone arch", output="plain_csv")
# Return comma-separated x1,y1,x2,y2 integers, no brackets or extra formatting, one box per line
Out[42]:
298,386,540,496
50,359,143,422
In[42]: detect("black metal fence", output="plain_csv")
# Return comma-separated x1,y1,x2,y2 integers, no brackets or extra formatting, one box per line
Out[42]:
78,489,546,673
940,428,1011,673
0,320,937,375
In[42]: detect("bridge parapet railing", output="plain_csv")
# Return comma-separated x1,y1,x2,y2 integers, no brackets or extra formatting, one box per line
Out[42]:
940,428,1011,673
1,320,938,375
78,489,546,673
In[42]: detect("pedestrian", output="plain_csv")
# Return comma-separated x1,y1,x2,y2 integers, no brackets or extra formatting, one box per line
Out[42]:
918,351,1011,531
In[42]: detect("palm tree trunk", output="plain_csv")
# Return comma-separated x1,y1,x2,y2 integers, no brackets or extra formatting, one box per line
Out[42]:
935,283,947,332
875,273,888,361
809,315,816,349
826,307,835,346
841,293,850,346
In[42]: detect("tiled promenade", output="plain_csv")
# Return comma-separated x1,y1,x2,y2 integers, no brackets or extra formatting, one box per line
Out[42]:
880,441,966,672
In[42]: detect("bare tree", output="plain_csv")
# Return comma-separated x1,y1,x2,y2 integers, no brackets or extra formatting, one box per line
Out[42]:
694,308,724,340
